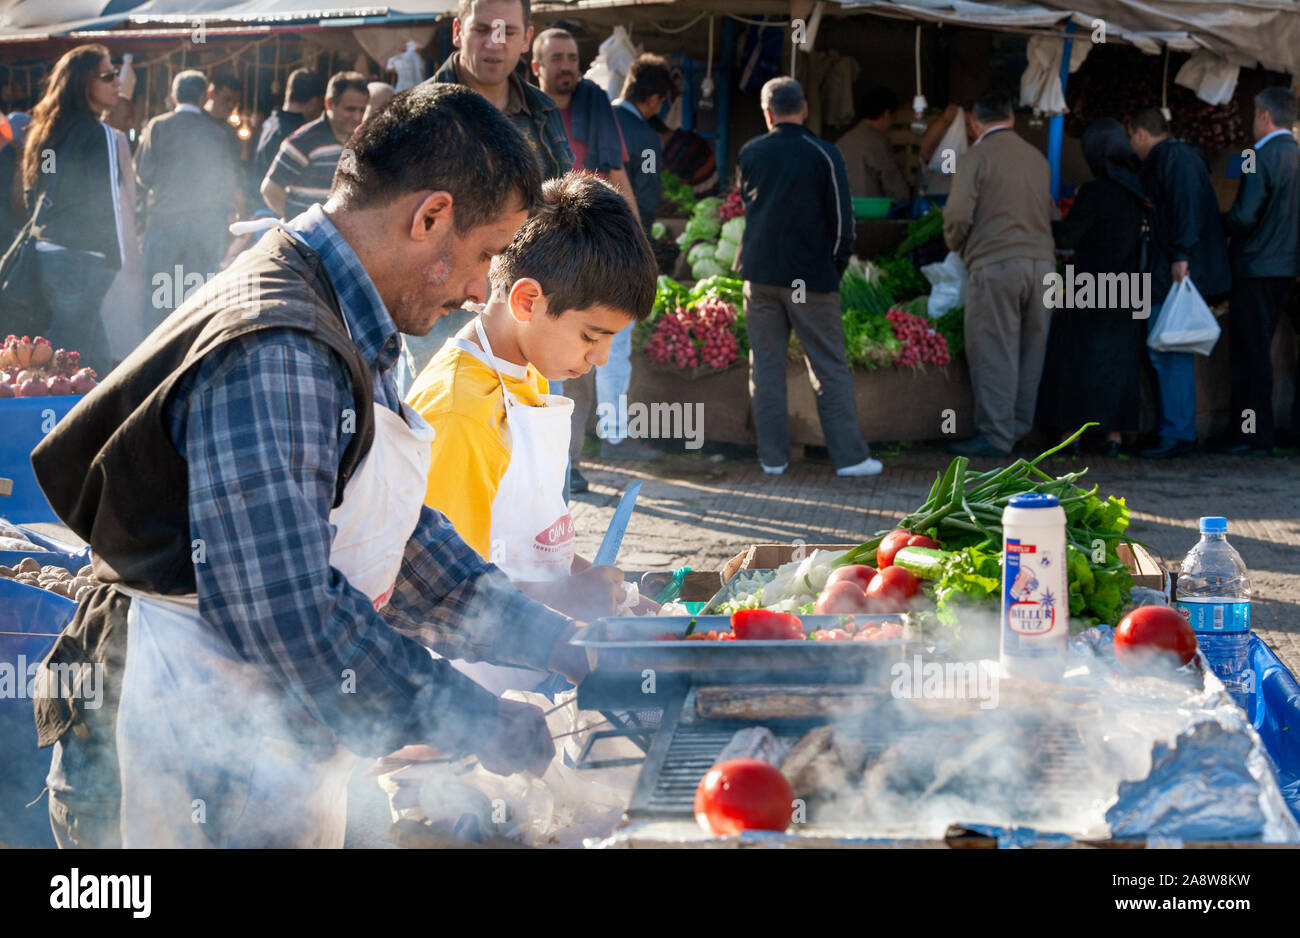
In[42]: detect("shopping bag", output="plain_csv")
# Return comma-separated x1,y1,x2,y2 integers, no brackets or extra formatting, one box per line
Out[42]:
1147,277,1220,356
921,251,967,318
926,107,968,173
583,26,638,101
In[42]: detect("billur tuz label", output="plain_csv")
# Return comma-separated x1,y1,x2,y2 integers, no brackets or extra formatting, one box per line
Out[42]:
1003,537,1060,656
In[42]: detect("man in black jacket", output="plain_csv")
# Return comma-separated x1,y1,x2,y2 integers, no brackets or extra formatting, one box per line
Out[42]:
1222,87,1300,455
1129,108,1231,459
737,77,880,477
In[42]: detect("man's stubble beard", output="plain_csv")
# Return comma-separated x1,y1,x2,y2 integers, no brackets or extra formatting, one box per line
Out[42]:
391,249,463,336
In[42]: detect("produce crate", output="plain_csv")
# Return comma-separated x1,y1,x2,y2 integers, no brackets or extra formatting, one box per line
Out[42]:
0,395,84,524
0,578,76,848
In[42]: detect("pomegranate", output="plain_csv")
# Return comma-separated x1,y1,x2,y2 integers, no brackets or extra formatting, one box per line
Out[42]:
46,374,73,395
0,381,13,398
15,368,41,385
0,336,17,369
17,378,47,397
69,368,98,395
30,336,52,367
13,336,33,369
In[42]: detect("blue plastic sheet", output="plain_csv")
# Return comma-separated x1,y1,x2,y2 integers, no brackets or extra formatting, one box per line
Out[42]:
0,578,76,847
0,395,84,524
1250,634,1300,823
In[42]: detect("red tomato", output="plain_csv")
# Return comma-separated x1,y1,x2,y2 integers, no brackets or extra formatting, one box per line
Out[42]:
695,759,795,835
730,609,804,640
826,564,877,592
814,580,869,615
1114,606,1198,669
876,530,913,569
811,628,852,641
865,566,919,611
905,534,939,550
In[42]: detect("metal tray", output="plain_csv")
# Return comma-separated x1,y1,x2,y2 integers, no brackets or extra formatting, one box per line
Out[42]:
571,614,919,675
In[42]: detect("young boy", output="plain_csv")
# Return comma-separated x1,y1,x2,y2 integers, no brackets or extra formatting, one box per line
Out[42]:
406,172,659,625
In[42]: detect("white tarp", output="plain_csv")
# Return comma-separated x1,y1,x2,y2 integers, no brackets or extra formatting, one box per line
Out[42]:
843,0,1300,76
1174,48,1241,105
0,0,449,40
1020,31,1091,115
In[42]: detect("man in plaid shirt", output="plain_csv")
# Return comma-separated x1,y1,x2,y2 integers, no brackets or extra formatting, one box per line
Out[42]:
33,84,591,848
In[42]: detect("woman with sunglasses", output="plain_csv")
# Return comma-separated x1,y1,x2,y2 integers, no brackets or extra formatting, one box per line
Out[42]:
19,44,124,369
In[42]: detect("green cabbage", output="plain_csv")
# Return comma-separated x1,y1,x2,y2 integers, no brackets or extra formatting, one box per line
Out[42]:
691,257,726,280
714,239,737,264
651,221,667,240
688,242,717,266
692,197,723,222
721,217,745,243
684,214,721,243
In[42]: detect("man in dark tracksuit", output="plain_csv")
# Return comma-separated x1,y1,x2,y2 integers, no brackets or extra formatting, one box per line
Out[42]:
1222,87,1300,455
1129,107,1231,459
736,77,879,477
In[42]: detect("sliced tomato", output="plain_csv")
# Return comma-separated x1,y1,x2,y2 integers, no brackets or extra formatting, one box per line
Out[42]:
730,609,804,640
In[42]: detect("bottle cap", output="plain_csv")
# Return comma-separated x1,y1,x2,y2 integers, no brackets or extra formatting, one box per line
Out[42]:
1199,516,1227,534
1008,493,1059,508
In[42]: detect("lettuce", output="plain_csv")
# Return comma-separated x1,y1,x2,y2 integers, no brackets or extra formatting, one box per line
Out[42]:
684,215,721,243
691,257,726,280
714,238,737,264
721,217,746,243
692,197,723,222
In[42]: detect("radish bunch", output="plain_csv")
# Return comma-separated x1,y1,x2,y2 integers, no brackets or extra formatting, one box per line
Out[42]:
887,308,950,369
0,335,97,398
718,186,745,222
645,298,740,372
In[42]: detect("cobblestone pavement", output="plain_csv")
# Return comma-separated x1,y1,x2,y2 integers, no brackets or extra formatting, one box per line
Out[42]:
572,446,1300,676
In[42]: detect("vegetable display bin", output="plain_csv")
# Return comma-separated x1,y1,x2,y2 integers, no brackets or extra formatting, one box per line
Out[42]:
853,197,891,220
0,578,77,848
0,394,84,524
0,524,91,574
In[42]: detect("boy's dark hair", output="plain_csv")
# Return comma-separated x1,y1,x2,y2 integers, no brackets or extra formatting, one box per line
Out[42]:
286,68,325,104
622,54,672,105
859,85,899,121
972,90,1013,124
331,82,542,232
327,71,369,102
458,0,530,25
490,172,657,321
1255,86,1297,128
1129,106,1169,137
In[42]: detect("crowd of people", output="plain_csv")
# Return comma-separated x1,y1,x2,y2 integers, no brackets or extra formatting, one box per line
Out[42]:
3,3,1299,471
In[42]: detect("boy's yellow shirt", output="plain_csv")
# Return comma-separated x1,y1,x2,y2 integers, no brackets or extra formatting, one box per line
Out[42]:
405,335,549,561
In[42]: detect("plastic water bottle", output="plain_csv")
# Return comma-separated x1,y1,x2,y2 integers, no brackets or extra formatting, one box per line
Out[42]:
1175,516,1252,708
1001,493,1070,681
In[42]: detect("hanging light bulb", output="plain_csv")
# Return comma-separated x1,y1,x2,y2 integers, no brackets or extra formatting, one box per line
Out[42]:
228,110,240,126
910,26,927,133
699,15,715,110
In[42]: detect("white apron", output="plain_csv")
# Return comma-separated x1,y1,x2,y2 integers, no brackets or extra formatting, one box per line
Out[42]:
448,320,575,696
115,399,436,848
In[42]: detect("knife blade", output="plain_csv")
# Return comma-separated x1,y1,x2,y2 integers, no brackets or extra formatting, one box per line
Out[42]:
592,480,642,567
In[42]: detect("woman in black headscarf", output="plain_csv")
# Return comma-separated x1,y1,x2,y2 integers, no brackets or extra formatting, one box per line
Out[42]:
1037,117,1153,457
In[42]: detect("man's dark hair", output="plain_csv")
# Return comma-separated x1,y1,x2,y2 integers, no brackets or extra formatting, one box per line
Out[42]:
622,54,672,105
1129,106,1170,137
1256,86,1297,129
286,68,325,105
458,0,530,25
332,82,542,233
209,72,241,95
327,71,370,102
172,70,207,106
859,85,899,121
490,172,657,321
972,90,1013,124
532,26,575,61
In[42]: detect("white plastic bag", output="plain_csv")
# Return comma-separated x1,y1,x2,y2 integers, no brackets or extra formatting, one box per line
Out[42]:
921,251,967,318
1147,278,1221,356
584,26,639,101
926,107,968,173
1174,51,1240,107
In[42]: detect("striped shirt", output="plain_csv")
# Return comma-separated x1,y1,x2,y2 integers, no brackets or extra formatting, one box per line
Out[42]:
266,115,344,219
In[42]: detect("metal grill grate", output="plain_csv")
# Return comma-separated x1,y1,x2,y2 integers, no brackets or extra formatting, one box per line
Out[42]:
629,690,1095,822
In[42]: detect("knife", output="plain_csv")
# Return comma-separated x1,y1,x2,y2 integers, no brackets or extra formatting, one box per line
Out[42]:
593,480,642,567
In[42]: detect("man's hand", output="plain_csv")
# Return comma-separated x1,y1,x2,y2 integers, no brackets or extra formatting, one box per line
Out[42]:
1171,260,1190,283
519,566,625,622
546,621,590,686
475,697,554,777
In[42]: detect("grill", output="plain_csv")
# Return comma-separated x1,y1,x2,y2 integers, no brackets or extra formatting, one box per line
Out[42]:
628,688,1097,831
